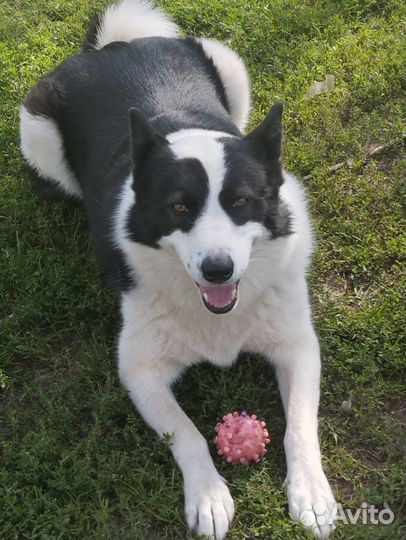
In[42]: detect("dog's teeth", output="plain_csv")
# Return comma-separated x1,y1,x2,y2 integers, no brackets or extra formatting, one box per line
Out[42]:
203,293,208,302
232,288,237,300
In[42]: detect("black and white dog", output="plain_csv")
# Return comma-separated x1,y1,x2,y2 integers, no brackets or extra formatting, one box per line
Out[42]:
20,1,336,538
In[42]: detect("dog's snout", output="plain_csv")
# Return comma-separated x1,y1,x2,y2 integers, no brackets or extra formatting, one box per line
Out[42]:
201,255,234,284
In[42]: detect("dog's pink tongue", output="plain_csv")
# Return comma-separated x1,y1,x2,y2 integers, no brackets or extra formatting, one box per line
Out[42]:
199,283,236,308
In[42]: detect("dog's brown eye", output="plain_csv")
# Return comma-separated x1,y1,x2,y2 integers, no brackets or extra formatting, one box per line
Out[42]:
171,203,189,214
232,196,249,208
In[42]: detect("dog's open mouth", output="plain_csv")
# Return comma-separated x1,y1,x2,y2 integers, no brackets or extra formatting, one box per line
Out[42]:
197,281,239,314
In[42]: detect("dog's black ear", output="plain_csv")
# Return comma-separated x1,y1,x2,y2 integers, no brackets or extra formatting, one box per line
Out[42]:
129,108,166,183
245,102,283,161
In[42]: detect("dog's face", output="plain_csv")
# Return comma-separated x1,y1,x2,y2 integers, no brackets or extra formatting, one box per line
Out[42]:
126,104,290,314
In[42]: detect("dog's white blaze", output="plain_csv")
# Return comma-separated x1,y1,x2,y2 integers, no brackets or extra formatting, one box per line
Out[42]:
163,131,267,284
20,106,82,197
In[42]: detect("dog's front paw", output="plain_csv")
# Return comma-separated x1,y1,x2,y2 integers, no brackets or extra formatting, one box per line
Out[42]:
285,466,337,539
184,472,234,540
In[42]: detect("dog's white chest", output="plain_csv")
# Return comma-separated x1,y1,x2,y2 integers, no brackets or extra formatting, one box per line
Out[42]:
176,313,250,366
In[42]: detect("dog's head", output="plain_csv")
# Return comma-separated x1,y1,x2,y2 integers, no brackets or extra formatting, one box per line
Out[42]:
126,104,290,314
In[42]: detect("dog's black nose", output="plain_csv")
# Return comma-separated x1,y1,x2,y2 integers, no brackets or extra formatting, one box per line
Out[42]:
201,255,234,284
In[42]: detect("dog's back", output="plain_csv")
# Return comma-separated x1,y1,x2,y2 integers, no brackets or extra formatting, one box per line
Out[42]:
20,0,248,194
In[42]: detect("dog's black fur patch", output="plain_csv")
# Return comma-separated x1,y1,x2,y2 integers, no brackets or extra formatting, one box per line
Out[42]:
100,244,136,292
24,78,63,121
82,13,102,51
126,154,210,248
219,106,292,239
183,38,230,114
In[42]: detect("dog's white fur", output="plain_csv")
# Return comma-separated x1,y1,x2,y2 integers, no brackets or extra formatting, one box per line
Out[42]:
95,0,179,49
19,106,82,198
197,38,251,131
20,2,336,538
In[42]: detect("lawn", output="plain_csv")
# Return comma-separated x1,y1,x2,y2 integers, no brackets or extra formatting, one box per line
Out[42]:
0,0,405,539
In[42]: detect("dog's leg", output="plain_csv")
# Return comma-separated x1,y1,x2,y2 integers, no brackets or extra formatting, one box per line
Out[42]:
274,332,336,538
253,280,337,538
118,322,234,540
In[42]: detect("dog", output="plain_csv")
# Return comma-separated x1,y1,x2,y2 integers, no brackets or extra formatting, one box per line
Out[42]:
20,1,337,538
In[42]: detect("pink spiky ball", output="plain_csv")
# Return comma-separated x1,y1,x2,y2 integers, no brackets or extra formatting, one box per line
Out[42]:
214,411,271,465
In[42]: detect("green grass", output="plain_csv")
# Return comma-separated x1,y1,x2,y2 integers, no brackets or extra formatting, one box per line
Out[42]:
0,0,405,538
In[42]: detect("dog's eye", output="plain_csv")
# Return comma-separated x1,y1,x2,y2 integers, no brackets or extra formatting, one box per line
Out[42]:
171,203,189,214
232,196,249,208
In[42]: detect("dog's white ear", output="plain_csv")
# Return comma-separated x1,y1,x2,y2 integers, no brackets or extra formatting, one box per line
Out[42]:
245,102,283,161
129,108,166,180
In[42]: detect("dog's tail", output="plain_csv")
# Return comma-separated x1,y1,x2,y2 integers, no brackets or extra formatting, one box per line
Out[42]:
84,0,179,51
